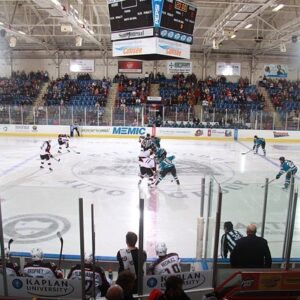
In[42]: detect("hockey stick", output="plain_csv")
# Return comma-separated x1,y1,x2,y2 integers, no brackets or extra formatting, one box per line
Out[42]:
57,232,63,269
69,148,80,155
261,178,277,188
51,155,61,162
241,149,253,155
8,239,13,250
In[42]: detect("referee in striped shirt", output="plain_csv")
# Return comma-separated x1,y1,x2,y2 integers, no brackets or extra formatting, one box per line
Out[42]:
221,221,243,258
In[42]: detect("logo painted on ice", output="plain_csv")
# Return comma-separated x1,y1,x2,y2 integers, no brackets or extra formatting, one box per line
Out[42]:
3,214,71,244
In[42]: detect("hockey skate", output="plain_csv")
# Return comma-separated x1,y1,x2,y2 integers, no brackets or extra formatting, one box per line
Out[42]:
176,179,180,185
40,166,44,169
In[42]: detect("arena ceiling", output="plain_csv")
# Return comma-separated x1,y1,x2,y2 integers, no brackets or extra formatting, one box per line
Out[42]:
0,0,299,58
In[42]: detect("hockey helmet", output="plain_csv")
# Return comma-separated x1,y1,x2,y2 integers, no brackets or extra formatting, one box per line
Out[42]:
155,242,167,257
31,248,43,261
254,135,258,139
279,156,285,163
156,148,167,158
84,251,93,264
146,133,151,139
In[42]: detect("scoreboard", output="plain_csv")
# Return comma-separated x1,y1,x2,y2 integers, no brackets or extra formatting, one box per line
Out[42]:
108,0,153,32
160,0,197,35
108,0,197,44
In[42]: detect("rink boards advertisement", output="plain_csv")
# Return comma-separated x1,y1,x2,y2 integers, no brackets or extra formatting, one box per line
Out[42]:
0,276,82,298
1,125,300,141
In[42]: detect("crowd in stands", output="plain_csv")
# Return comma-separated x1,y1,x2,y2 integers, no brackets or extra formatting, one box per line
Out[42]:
260,76,300,110
0,71,48,105
43,73,110,107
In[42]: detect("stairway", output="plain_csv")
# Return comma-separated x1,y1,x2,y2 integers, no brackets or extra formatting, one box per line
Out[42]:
24,82,48,124
149,83,160,97
193,104,202,119
103,83,118,125
258,86,283,129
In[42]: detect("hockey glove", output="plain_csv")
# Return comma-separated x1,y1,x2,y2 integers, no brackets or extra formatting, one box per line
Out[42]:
276,174,280,179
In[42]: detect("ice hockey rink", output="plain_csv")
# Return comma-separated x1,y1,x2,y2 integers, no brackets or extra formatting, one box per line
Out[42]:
0,136,299,260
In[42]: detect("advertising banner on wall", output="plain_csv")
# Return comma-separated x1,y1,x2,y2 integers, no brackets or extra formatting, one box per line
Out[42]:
143,271,213,293
264,64,288,78
70,59,95,73
216,62,241,76
111,28,154,41
167,61,192,74
118,61,143,73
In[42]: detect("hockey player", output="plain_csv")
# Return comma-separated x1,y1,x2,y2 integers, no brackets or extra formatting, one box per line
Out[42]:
58,134,70,153
151,135,161,150
140,133,153,151
276,157,298,189
23,248,63,279
138,150,156,186
0,248,21,276
147,243,181,275
40,140,53,171
253,135,266,155
67,252,110,299
153,148,180,186
220,221,243,259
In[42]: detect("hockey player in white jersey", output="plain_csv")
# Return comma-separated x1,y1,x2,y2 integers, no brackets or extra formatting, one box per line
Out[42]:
0,248,21,277
58,134,70,153
147,243,181,275
140,133,153,151
138,149,156,185
23,248,63,279
40,140,53,171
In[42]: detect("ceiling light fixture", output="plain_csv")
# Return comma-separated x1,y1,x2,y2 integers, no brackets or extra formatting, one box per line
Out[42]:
0,22,3,26
231,34,236,39
51,0,61,6
245,24,252,29
272,4,284,12
18,30,26,35
280,42,287,52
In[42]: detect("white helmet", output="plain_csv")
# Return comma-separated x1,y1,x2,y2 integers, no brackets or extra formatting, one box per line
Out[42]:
31,248,43,261
84,251,93,264
155,242,167,257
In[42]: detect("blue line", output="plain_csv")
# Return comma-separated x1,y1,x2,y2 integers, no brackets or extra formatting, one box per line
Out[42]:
237,141,300,180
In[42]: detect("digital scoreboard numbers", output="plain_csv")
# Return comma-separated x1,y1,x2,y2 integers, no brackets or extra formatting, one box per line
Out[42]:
160,0,197,35
108,0,153,32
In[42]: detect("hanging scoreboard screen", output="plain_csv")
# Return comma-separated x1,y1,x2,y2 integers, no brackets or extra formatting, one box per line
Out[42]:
108,0,153,32
160,0,197,35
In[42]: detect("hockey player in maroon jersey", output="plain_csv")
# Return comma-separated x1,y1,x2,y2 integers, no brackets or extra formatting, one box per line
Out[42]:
40,140,53,171
147,242,181,275
0,248,21,277
67,252,110,298
23,248,63,279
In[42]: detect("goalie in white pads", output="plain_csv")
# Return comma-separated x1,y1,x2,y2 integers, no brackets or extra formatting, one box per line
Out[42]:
147,242,181,275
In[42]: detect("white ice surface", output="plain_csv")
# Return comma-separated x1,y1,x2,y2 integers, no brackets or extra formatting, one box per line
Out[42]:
0,137,299,259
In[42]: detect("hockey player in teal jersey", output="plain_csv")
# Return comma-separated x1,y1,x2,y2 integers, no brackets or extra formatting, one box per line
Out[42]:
151,135,161,150
253,135,266,155
276,157,298,189
153,148,180,186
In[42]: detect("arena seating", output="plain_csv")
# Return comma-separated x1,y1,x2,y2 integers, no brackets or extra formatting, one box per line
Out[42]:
0,71,48,105
260,78,300,110
44,76,110,108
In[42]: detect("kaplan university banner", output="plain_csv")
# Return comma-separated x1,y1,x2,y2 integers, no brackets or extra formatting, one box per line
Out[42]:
0,276,82,298
143,271,213,293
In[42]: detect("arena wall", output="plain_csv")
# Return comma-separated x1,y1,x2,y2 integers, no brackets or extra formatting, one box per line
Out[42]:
0,124,300,142
1,53,299,82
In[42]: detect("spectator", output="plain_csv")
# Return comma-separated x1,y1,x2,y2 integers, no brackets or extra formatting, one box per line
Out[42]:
106,284,124,300
156,276,190,300
67,251,110,298
147,242,181,275
116,270,135,300
220,221,243,258
230,223,272,268
117,231,147,294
